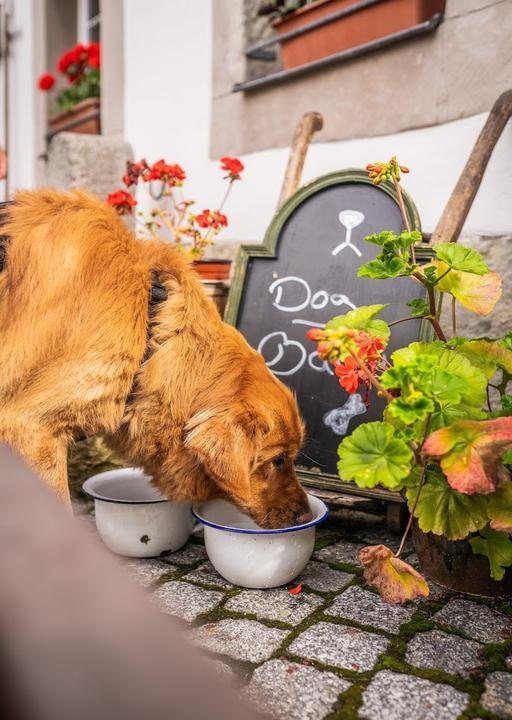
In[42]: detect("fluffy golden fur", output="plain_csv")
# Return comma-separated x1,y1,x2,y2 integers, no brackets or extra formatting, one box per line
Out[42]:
0,189,311,527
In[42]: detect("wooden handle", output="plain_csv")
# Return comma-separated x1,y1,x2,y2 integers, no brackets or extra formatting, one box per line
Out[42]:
431,90,512,244
278,111,324,209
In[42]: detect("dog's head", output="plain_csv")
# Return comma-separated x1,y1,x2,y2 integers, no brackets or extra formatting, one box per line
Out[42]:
183,350,311,529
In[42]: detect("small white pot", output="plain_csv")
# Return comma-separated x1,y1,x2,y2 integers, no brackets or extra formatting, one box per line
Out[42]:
83,468,193,558
192,494,328,589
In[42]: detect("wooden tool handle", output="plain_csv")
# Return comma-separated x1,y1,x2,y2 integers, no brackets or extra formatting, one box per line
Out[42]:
431,90,512,244
278,111,324,209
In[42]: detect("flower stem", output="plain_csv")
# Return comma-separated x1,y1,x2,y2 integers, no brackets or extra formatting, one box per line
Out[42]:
451,295,457,336
388,315,423,327
393,176,416,264
396,413,432,557
346,347,394,403
396,463,426,557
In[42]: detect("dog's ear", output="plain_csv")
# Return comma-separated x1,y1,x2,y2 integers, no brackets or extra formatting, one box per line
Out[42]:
184,406,269,502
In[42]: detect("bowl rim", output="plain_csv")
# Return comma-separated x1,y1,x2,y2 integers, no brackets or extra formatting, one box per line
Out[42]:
82,467,168,505
192,494,329,535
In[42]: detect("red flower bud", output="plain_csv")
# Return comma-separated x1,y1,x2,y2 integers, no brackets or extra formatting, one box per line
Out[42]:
306,327,324,342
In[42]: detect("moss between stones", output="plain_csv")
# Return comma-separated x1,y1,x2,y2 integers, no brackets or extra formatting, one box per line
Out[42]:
314,534,339,552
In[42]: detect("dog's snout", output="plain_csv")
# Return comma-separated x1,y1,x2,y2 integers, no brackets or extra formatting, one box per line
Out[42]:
295,509,313,525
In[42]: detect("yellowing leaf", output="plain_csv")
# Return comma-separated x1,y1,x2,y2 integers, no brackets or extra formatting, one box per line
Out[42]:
435,261,502,315
406,468,488,540
359,544,429,604
423,418,512,494
488,481,512,533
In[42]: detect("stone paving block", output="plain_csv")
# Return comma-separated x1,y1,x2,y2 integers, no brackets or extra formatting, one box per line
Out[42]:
360,669,469,720
481,671,512,719
166,542,208,566
433,598,511,643
405,629,483,677
126,558,176,588
314,540,364,566
225,588,323,626
289,621,389,672
246,658,351,720
183,562,234,588
300,561,354,592
192,619,288,663
423,579,449,602
153,581,223,622
325,585,415,634
357,529,412,554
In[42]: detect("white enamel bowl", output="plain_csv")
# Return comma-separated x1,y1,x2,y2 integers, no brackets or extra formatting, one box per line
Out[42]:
83,468,193,558
192,494,328,588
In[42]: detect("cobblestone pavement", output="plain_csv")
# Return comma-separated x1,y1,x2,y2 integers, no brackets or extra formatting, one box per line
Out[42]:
81,502,512,720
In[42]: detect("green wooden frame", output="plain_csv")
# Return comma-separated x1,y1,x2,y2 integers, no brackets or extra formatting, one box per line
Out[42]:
225,169,433,500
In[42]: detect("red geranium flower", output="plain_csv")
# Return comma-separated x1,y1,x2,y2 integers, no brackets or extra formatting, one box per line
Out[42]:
195,209,211,228
220,156,244,180
123,160,150,187
211,210,228,229
106,190,137,215
335,357,362,394
354,332,385,362
38,73,55,91
87,42,100,69
149,160,186,186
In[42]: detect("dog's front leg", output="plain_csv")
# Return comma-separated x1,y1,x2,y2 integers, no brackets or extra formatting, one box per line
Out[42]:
11,430,71,508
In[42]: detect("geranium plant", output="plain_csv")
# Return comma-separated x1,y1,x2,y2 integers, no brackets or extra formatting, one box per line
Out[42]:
106,156,244,260
307,157,512,602
37,42,100,111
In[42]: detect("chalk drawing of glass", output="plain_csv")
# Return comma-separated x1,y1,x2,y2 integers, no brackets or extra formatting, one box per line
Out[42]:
332,210,365,257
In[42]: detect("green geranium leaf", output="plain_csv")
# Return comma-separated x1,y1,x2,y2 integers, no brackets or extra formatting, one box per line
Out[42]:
395,230,422,249
364,230,421,249
503,449,512,465
387,392,435,425
364,231,398,247
406,298,429,317
407,468,488,540
433,243,488,275
390,343,487,409
423,266,438,284
502,332,512,352
469,526,512,581
326,304,390,341
455,339,512,379
430,403,486,431
502,395,512,415
358,256,407,279
487,481,512,533
338,421,413,490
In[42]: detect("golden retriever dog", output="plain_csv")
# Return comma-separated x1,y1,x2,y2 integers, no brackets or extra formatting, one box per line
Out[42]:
0,189,312,528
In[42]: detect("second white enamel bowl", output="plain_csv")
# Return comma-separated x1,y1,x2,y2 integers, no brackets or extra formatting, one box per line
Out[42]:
192,494,328,588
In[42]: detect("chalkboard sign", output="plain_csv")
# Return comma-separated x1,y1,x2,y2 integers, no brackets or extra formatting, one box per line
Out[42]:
225,170,431,495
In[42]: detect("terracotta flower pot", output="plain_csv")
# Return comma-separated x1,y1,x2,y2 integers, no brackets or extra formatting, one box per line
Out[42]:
412,522,512,599
192,260,231,318
274,0,446,71
48,97,101,138
193,259,232,281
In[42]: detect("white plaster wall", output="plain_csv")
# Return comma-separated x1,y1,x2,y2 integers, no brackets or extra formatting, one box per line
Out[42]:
4,0,37,192
124,0,512,243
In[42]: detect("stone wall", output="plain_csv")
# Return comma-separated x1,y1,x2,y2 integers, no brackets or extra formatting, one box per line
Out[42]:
46,132,133,200
211,0,512,156
439,233,512,340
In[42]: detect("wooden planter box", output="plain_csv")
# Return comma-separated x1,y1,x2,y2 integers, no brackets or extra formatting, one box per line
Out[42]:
48,97,101,138
274,0,446,70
